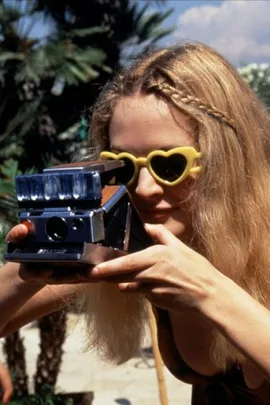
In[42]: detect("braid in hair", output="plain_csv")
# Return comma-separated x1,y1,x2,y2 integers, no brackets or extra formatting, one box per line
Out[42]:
150,82,236,131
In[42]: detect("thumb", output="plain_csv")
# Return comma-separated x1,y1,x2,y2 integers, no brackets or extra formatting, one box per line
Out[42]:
145,223,179,246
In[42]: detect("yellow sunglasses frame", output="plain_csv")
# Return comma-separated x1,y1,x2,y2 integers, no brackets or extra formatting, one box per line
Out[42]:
100,147,202,187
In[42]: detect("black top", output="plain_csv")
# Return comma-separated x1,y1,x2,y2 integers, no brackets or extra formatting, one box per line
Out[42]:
155,308,270,404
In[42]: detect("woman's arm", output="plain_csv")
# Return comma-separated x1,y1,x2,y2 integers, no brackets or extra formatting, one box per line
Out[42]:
200,274,270,380
87,223,270,383
0,361,13,405
167,272,270,388
0,223,91,336
0,261,45,335
0,261,86,337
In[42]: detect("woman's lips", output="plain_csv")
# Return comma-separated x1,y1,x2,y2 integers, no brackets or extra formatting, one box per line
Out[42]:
139,207,177,221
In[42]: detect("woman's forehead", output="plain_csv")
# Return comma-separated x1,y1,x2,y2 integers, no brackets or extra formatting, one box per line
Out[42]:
109,94,194,152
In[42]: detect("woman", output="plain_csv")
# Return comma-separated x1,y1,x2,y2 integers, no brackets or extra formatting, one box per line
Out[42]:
2,42,270,404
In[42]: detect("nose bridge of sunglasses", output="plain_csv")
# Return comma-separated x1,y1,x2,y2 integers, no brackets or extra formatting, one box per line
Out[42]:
136,157,148,167
134,157,158,183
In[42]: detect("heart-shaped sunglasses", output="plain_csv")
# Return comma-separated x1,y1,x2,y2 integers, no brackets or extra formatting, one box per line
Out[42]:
100,147,202,186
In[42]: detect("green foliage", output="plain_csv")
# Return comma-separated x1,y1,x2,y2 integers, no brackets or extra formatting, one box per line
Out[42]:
0,0,173,174
133,5,173,43
0,159,20,225
0,159,37,262
238,63,270,107
9,385,74,405
0,220,11,262
0,0,110,175
0,160,19,263
0,4,175,398
0,159,36,217
34,0,174,69
121,3,174,63
0,0,173,255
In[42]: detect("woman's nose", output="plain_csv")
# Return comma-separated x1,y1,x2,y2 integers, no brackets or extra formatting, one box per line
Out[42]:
135,167,164,199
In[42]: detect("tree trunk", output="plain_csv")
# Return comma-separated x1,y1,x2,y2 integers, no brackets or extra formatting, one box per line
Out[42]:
3,331,29,397
34,310,67,393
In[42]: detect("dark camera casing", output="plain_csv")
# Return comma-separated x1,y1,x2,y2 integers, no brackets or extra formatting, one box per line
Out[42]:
4,160,152,266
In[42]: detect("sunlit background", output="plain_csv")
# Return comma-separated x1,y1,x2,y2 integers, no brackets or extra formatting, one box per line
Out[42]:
161,0,270,65
11,0,270,66
0,2,269,403
26,0,270,66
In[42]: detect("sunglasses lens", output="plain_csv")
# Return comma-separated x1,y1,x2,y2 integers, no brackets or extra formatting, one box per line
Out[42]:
150,154,187,182
115,158,136,185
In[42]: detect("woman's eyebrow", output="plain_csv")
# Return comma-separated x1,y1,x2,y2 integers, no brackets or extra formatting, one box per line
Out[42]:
110,145,186,153
109,147,123,153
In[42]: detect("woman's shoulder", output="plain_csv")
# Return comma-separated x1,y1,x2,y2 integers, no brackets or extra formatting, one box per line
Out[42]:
155,306,270,403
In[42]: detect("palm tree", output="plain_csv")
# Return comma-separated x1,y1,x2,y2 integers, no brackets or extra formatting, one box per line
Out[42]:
32,0,174,156
34,311,67,394
0,0,174,399
0,0,109,172
0,0,174,172
0,0,174,252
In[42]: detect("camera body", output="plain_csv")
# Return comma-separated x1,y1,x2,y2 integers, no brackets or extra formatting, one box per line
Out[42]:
4,160,152,266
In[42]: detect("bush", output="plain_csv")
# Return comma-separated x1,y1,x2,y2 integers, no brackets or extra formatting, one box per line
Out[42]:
238,63,270,107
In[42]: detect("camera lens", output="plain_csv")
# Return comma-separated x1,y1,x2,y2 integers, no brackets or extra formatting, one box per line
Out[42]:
46,217,68,241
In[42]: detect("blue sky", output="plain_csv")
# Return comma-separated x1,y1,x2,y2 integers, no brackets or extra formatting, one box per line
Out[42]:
30,0,270,66
160,0,223,31
161,0,270,65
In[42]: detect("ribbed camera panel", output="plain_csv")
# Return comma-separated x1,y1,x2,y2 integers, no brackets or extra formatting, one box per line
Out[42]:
15,171,102,203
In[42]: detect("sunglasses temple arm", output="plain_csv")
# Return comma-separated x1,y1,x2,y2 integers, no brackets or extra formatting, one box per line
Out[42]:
189,166,202,174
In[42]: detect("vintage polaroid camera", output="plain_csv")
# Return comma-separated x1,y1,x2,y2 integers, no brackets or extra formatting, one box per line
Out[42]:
4,160,152,267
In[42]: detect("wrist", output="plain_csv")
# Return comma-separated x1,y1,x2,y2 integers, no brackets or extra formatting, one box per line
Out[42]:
197,268,235,323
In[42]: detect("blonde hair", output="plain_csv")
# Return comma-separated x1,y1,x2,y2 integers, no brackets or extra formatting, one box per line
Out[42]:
77,283,149,364
85,42,270,369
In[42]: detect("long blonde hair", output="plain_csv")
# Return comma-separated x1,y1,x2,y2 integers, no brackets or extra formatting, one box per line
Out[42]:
86,42,270,368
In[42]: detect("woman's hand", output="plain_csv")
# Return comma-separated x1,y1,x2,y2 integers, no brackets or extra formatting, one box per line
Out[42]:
5,224,93,285
83,224,222,313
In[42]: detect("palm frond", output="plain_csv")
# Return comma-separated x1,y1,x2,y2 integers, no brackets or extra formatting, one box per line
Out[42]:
5,96,43,137
0,51,24,62
69,26,108,37
136,8,174,42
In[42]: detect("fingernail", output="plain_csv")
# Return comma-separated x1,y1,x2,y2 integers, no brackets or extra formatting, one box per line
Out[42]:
119,283,129,290
91,267,99,275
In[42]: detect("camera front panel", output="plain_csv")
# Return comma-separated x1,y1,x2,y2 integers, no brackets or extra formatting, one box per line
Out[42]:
19,208,105,244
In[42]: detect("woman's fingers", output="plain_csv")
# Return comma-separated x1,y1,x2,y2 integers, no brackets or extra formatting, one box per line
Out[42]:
145,223,180,247
85,264,174,285
118,281,146,292
5,223,29,243
47,267,100,284
90,245,165,277
89,225,182,279
118,281,171,296
81,270,153,284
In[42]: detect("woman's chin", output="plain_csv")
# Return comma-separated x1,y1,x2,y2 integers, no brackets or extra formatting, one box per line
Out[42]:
163,220,191,241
